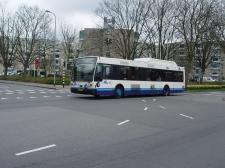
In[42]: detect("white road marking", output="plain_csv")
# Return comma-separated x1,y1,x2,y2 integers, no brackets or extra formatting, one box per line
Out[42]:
1,98,9,100
6,93,13,94
56,96,61,97
43,96,50,98
67,95,73,96
38,90,44,91
15,144,57,156
40,92,46,93
17,97,23,99
29,92,36,93
142,100,146,102
50,92,57,93
117,120,130,125
16,90,23,91
144,107,148,110
5,90,13,92
30,97,37,99
180,114,194,119
159,105,166,109
153,99,156,101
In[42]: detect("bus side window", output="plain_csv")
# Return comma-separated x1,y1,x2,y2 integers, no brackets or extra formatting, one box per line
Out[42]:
119,66,128,80
173,72,178,82
112,65,118,79
103,65,111,79
94,63,103,81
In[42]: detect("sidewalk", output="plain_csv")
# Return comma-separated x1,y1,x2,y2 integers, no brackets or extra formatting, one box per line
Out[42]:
0,80,70,90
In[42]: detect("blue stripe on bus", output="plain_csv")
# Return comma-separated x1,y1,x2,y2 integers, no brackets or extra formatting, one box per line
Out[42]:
71,87,184,96
94,88,184,96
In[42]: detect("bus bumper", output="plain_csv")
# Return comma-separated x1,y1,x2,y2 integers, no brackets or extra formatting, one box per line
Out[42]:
70,87,97,95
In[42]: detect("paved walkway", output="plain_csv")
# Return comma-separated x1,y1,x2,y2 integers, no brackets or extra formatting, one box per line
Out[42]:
0,80,70,90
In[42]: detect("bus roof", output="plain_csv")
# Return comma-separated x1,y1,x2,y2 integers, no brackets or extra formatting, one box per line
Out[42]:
78,56,183,70
134,58,177,66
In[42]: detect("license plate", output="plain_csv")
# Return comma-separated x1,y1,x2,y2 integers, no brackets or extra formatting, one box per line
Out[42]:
78,88,83,91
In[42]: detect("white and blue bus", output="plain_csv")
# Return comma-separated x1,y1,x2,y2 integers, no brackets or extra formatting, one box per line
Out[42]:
70,56,185,98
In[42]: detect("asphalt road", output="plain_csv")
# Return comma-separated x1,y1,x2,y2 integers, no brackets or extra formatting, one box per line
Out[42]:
0,83,225,168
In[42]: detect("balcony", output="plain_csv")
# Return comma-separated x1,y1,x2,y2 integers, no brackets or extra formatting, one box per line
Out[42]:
210,67,220,70
212,60,220,63
211,73,219,77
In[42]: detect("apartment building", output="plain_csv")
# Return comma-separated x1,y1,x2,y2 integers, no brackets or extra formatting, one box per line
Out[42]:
76,17,136,59
171,42,225,81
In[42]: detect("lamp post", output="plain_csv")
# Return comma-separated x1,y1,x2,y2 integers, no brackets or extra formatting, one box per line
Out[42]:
46,10,56,86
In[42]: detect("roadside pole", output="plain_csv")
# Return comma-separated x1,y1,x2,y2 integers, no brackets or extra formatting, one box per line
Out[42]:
63,61,65,88
198,69,202,90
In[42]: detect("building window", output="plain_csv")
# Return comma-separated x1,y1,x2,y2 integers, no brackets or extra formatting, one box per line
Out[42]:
106,29,111,34
180,44,185,48
106,50,110,57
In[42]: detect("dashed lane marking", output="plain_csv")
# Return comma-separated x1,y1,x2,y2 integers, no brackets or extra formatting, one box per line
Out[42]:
15,144,57,156
117,120,130,125
180,114,194,119
159,105,166,109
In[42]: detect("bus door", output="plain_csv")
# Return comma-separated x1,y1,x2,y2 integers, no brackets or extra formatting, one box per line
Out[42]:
102,64,113,94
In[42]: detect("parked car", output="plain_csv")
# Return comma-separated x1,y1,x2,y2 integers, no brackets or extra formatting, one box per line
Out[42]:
198,77,216,82
17,72,24,76
189,77,198,82
212,78,219,82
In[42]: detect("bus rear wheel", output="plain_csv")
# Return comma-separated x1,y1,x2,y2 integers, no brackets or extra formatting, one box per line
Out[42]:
163,85,170,96
114,86,123,98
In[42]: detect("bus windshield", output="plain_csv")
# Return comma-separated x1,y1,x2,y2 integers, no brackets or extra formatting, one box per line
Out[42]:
74,57,97,82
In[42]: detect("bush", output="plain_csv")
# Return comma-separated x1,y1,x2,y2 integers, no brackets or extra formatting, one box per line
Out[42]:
187,84,225,90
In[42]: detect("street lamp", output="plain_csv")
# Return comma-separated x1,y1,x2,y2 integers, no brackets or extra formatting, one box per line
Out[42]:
46,10,56,86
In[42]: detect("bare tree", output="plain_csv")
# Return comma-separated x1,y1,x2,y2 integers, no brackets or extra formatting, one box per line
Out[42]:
211,0,225,54
95,0,152,60
14,5,51,76
37,18,54,78
0,2,18,76
193,34,216,82
60,22,79,70
174,0,216,86
146,0,178,60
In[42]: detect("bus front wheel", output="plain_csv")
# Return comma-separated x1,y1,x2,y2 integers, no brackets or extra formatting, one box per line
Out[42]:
163,85,170,96
114,86,123,98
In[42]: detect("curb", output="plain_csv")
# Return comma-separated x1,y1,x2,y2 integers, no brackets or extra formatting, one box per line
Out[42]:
0,80,70,90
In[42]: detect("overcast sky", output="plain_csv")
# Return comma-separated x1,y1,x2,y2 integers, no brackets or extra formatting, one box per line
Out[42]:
6,0,103,29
